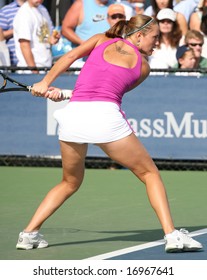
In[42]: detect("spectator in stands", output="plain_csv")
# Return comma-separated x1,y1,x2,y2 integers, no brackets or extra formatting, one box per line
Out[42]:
13,0,60,73
61,0,115,67
0,27,10,66
173,45,197,72
148,8,183,69
174,0,200,24
173,44,202,76
144,0,188,35
62,0,114,48
185,29,207,67
0,0,26,67
107,3,126,27
189,0,207,31
176,45,196,69
115,1,145,18
131,0,145,15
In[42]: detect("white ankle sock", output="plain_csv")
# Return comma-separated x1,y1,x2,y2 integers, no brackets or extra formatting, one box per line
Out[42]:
23,231,38,236
166,229,179,238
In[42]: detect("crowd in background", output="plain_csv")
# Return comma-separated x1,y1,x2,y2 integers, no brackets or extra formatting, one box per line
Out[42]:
0,0,206,73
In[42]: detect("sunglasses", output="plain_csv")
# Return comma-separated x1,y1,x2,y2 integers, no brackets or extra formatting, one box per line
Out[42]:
188,43,203,47
109,13,126,20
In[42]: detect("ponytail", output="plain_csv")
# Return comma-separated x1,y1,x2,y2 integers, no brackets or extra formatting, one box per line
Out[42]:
105,20,128,38
105,15,155,39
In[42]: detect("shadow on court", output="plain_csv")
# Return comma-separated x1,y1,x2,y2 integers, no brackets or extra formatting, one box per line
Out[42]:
41,226,207,260
47,226,205,248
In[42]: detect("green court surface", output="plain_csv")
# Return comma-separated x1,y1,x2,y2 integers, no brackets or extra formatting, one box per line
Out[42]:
0,166,206,260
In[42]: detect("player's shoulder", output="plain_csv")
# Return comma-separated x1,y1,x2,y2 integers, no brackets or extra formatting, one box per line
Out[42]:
80,34,110,52
88,33,107,44
93,34,113,46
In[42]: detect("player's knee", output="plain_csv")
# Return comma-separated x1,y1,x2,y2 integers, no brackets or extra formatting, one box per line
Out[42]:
141,169,162,184
62,178,82,196
133,165,160,184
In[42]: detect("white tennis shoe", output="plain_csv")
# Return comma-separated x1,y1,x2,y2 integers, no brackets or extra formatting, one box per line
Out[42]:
16,231,48,250
164,228,203,253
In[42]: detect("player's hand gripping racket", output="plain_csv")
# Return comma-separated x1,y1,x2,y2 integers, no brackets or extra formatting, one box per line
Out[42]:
0,72,72,99
0,72,32,93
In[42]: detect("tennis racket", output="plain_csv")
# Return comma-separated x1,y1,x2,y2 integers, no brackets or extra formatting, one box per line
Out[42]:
0,72,32,93
0,72,72,99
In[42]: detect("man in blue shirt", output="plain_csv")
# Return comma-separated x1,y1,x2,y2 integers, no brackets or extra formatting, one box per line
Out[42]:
62,0,114,48
0,0,26,66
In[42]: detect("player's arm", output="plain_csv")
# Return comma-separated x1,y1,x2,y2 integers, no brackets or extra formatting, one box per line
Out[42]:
32,33,104,95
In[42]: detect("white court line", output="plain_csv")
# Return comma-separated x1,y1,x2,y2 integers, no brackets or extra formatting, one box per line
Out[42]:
85,228,207,260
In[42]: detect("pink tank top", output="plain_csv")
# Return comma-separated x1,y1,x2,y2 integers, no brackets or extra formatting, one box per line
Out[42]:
70,38,142,106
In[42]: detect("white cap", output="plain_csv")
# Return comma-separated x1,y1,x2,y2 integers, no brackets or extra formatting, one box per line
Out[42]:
157,8,176,22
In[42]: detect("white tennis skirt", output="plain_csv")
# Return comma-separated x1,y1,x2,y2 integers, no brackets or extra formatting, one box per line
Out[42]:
53,101,133,143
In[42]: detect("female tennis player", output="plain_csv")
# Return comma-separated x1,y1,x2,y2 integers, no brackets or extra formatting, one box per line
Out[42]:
16,14,202,253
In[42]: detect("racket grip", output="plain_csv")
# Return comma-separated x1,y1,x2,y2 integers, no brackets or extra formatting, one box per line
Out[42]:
60,89,73,100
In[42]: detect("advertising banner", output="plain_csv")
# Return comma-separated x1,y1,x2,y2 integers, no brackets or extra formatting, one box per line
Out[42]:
0,73,206,160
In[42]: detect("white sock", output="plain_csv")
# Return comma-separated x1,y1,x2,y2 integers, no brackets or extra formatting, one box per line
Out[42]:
165,229,179,238
23,231,38,236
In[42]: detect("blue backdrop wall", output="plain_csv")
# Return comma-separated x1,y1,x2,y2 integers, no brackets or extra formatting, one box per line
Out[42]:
0,73,206,160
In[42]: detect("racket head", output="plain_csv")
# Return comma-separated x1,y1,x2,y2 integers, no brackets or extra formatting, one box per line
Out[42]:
0,72,32,93
0,73,7,90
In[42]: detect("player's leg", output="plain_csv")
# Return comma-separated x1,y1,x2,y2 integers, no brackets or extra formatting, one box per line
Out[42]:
16,141,87,249
98,134,203,252
98,133,174,234
25,141,87,232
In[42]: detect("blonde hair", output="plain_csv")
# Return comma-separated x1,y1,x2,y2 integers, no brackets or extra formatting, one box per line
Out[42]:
105,14,156,39
185,30,204,44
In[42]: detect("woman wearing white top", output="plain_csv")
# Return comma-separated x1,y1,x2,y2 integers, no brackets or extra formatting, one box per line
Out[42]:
144,0,188,35
148,8,183,69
